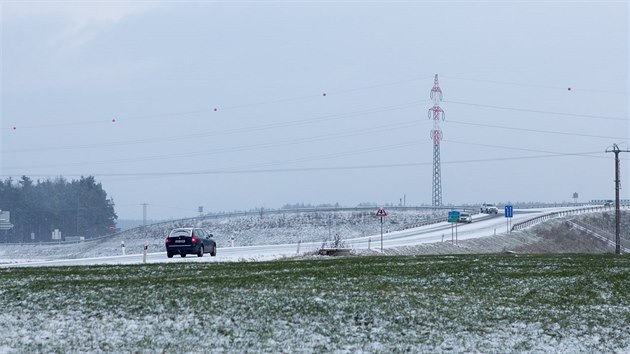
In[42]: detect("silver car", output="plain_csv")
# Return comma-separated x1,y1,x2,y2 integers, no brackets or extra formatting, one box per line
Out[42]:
458,212,473,223
480,203,499,214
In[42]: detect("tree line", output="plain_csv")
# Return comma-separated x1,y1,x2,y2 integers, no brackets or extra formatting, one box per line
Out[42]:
0,176,117,242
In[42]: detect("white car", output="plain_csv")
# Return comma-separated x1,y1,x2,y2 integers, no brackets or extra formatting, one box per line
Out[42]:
457,212,473,223
480,203,499,214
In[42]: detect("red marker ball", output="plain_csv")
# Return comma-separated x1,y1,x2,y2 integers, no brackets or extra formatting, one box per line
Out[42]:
112,118,116,122
13,126,16,130
214,108,218,112
323,92,327,96
567,87,571,91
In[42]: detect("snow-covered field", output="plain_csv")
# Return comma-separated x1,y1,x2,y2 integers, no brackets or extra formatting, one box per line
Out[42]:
1,254,629,353
0,207,628,353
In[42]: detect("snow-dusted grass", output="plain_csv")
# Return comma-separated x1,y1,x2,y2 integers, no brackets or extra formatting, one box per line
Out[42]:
1,254,629,353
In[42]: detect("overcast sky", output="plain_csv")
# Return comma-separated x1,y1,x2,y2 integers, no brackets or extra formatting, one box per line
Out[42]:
1,1,628,220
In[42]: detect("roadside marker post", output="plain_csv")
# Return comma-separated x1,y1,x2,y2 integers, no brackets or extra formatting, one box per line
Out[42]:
375,208,388,252
121,241,126,256
296,240,301,255
143,242,148,263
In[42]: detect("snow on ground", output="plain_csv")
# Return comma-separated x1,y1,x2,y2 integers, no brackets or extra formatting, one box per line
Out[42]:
1,254,629,353
0,206,623,267
1,207,628,352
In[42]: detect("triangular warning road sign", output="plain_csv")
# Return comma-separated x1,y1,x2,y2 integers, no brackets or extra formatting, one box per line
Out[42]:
375,208,388,217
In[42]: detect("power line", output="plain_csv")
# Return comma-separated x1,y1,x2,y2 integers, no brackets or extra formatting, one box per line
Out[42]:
0,150,611,178
2,76,435,131
447,119,627,140
326,75,434,95
2,119,429,170
445,100,626,122
191,75,433,112
4,74,625,132
444,139,608,159
9,96,621,155
4,111,619,172
442,75,628,95
221,140,430,170
3,101,428,154
32,140,433,183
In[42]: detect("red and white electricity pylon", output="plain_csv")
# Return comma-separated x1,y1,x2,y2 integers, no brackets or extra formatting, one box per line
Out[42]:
428,74,445,207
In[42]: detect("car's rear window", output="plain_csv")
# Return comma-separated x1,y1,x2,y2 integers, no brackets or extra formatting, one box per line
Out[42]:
169,229,192,237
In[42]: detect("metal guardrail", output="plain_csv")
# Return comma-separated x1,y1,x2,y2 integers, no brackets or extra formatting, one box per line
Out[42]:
567,220,630,254
569,219,616,240
398,215,449,230
0,233,121,246
511,205,627,231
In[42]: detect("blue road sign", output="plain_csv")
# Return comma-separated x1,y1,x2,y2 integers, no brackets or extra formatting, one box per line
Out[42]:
504,205,513,218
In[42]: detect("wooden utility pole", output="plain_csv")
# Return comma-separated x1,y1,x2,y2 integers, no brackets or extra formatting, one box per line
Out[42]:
605,144,630,255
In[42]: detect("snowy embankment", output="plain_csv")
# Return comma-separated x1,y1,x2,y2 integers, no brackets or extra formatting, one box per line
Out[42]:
0,206,623,266
0,209,443,262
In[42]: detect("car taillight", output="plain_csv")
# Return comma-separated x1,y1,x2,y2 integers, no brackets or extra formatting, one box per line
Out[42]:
191,237,198,244
164,237,170,245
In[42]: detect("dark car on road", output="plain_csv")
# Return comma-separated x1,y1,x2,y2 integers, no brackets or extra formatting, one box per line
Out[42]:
164,227,217,258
